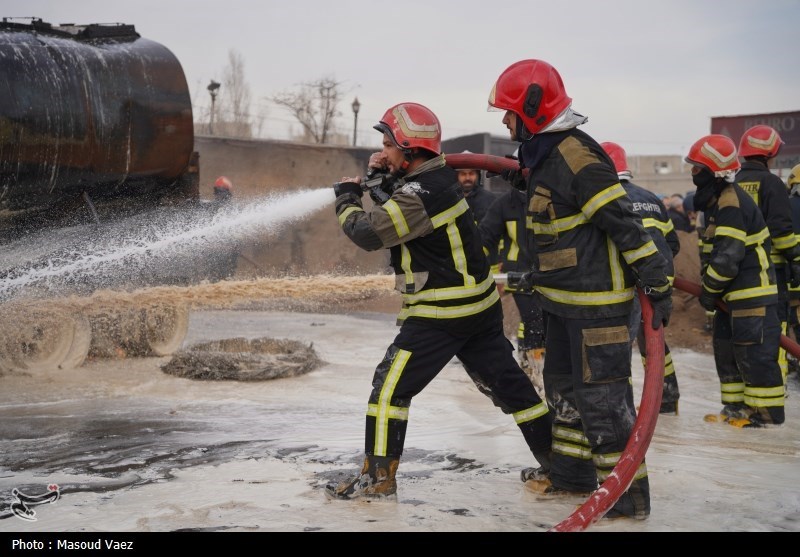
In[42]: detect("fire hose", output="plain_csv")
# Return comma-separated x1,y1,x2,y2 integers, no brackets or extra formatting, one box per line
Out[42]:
673,277,800,357
446,152,664,531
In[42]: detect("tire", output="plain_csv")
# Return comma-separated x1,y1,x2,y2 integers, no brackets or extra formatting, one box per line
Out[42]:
0,311,86,373
59,314,92,370
141,303,190,356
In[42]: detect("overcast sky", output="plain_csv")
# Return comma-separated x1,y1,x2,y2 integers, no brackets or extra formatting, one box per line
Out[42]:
6,0,800,155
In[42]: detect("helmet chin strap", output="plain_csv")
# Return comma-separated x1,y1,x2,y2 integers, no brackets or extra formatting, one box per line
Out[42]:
516,117,534,141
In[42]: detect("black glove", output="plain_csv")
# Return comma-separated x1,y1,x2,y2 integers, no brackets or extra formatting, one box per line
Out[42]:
789,260,800,288
698,289,718,312
506,271,535,292
333,181,363,199
643,287,672,329
500,168,526,191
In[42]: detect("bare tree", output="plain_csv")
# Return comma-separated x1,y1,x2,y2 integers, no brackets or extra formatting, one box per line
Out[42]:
217,50,253,138
270,76,343,144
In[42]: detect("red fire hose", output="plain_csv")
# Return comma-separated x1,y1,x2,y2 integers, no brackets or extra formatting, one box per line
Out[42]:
673,276,800,358
444,152,665,531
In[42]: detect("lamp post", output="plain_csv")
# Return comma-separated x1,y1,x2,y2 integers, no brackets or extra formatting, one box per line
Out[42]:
351,97,360,146
207,80,220,135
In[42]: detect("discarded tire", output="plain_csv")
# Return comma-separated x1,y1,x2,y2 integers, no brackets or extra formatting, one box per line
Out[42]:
160,337,322,381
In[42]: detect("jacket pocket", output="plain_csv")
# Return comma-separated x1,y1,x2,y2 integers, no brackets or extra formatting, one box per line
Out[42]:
581,325,631,383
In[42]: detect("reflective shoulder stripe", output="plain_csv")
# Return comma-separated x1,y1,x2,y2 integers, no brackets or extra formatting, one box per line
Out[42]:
582,183,626,218
430,198,469,228
383,199,410,238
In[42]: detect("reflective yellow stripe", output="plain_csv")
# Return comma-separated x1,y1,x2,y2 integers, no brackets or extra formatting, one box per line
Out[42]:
706,265,733,282
513,402,549,424
430,198,469,228
367,404,409,421
445,221,475,287
373,349,410,456
338,206,363,226
402,275,496,304
537,285,634,306
505,221,520,261
398,288,500,320
581,183,626,218
531,212,588,235
383,199,410,238
400,245,413,288
552,440,593,460
715,226,746,242
724,284,778,301
598,462,647,482
642,217,673,235
772,233,797,250
607,237,625,291
746,228,770,245
623,240,658,265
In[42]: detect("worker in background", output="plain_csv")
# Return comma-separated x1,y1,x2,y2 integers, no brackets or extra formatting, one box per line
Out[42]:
688,134,784,428
786,163,800,376
214,175,234,204
666,193,694,232
479,186,547,398
601,141,681,415
456,152,498,225
207,175,237,280
736,125,800,390
489,59,671,520
327,102,552,501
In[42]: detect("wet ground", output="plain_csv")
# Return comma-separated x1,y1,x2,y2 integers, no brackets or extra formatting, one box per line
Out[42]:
0,306,799,534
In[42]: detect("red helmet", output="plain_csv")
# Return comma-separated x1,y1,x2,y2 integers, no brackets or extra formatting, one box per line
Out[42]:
738,125,783,159
373,102,441,156
600,142,629,174
685,134,741,176
488,59,572,135
214,176,233,190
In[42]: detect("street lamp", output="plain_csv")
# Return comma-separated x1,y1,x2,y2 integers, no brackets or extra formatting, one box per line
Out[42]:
351,97,360,146
207,80,221,135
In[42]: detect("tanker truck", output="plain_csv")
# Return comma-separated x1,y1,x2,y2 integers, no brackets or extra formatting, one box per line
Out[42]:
0,17,229,373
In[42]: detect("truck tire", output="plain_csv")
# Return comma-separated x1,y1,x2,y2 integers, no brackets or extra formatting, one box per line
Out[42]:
141,303,190,356
0,311,89,373
59,315,92,370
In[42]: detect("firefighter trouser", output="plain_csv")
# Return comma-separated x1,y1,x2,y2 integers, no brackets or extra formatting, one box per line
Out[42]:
775,265,789,383
513,292,546,352
544,312,650,516
629,294,679,405
363,312,552,459
712,303,785,424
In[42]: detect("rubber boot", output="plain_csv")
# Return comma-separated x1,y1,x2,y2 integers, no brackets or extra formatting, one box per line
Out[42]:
325,455,399,500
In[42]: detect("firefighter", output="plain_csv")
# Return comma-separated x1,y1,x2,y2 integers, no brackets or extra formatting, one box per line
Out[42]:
478,186,547,398
786,163,800,373
213,176,234,204
735,125,800,389
601,142,681,415
688,134,785,427
327,102,552,500
488,59,671,520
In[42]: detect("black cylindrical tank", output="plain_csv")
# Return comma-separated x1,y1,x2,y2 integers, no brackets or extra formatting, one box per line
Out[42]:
0,18,195,211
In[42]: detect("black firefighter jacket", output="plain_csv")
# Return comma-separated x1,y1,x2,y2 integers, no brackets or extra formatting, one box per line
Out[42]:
335,155,499,332
622,180,679,282
518,128,670,320
736,160,800,268
478,189,533,293
700,182,778,310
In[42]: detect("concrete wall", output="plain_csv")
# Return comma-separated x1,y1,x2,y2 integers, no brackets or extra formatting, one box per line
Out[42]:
195,135,390,277
195,134,697,278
